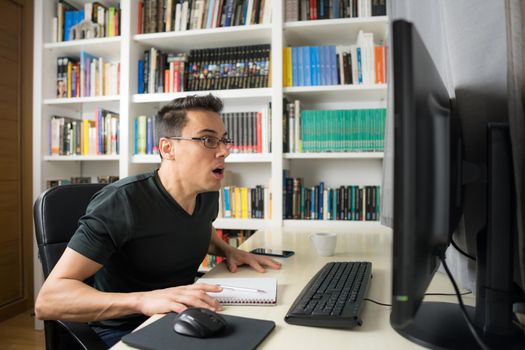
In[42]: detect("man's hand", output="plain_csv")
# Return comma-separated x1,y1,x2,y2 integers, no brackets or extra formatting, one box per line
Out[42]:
224,248,282,273
137,283,223,316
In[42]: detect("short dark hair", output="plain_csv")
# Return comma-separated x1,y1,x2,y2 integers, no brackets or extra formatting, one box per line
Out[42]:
155,94,224,145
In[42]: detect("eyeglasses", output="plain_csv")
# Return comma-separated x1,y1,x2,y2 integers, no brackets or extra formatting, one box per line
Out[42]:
166,136,234,149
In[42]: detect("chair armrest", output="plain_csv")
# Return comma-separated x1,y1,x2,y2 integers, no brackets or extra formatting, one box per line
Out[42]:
57,320,108,350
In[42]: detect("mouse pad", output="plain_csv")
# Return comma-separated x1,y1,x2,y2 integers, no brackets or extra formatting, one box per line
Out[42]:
121,312,276,350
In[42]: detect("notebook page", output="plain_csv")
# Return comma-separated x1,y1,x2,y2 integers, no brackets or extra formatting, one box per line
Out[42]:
197,278,277,305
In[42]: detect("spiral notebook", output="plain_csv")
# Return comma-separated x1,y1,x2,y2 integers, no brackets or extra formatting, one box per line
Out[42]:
197,278,277,305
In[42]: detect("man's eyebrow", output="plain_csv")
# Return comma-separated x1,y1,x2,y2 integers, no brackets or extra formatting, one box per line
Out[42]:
196,129,228,136
196,129,218,135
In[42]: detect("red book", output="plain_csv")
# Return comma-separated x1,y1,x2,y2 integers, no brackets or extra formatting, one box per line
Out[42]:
310,0,317,20
172,61,181,92
164,69,170,92
375,46,385,84
137,1,143,34
75,62,80,97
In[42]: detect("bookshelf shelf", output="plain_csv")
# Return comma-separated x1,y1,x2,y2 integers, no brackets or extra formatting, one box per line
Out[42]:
226,153,273,163
283,220,384,230
283,84,387,103
132,88,272,104
44,36,122,59
134,24,273,52
213,218,269,230
284,152,384,160
44,155,120,161
131,154,160,164
284,16,388,46
44,95,121,105
131,153,272,164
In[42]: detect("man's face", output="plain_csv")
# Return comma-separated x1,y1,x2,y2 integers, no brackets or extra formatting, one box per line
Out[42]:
170,109,230,192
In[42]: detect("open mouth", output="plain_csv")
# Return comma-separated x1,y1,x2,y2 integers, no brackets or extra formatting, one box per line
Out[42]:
212,167,224,175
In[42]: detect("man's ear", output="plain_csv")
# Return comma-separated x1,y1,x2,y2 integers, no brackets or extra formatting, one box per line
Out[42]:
159,138,174,160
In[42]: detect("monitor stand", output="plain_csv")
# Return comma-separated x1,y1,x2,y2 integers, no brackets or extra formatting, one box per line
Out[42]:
395,301,525,349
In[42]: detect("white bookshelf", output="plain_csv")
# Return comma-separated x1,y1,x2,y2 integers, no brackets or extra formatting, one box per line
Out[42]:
131,88,272,104
33,0,388,233
43,36,122,57
284,152,384,160
44,155,120,161
212,218,269,231
283,220,385,230
283,84,387,103
134,24,273,52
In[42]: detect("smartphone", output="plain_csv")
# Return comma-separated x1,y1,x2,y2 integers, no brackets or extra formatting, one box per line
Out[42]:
250,248,295,258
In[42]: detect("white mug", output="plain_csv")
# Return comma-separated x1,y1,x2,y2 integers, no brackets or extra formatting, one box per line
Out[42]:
310,232,337,256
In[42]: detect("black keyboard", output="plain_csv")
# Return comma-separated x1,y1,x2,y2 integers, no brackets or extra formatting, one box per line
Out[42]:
285,261,372,329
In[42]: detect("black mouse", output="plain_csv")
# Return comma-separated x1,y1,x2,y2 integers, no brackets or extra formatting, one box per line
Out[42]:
173,308,227,338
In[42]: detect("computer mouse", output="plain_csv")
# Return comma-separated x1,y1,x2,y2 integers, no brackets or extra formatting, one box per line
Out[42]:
173,307,227,338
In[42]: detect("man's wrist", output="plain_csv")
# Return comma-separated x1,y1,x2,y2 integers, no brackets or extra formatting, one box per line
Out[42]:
222,244,237,258
132,291,145,314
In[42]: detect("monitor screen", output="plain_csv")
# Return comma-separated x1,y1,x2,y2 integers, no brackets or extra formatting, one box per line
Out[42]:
390,19,525,349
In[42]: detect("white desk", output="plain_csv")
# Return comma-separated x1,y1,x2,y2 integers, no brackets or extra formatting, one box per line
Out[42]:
112,225,473,349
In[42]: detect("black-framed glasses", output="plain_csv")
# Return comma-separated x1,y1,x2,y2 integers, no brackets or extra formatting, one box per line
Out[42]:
166,136,234,149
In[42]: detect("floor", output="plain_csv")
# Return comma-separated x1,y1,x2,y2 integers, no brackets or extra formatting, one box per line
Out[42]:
0,310,45,350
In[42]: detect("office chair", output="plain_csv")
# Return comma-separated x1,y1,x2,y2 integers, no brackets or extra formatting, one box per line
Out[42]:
33,183,108,350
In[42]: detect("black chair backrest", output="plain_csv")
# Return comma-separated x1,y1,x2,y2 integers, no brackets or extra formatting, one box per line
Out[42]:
33,183,109,350
34,183,106,278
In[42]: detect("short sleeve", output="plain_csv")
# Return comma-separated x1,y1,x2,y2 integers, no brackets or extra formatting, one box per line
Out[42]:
68,187,133,265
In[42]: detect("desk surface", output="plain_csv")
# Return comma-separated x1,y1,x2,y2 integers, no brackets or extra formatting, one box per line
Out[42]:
112,225,473,349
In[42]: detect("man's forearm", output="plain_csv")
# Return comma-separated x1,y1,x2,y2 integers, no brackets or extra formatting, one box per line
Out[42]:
35,278,142,322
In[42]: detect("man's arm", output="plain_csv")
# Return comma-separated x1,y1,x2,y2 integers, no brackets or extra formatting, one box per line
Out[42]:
208,228,281,272
35,248,223,322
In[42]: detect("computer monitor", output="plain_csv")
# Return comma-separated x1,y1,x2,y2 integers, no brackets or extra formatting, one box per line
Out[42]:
390,19,525,349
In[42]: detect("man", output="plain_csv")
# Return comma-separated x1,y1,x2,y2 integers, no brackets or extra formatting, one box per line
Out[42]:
35,94,281,347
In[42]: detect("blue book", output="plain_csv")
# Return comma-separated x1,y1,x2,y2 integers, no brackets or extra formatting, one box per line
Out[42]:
319,0,326,19
303,47,311,86
320,46,327,86
318,182,324,220
292,47,298,87
334,188,338,220
138,60,144,94
351,186,356,220
223,187,231,218
330,46,338,85
357,47,363,84
224,0,235,27
326,189,331,220
146,117,153,154
333,0,341,18
97,109,103,154
310,47,318,86
311,187,317,220
315,47,321,86
297,47,304,87
64,10,73,41
71,64,76,97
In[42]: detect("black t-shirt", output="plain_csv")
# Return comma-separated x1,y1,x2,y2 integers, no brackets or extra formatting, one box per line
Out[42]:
68,171,219,329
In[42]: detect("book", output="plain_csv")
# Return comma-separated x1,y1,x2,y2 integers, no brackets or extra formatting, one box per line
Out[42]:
197,278,277,305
